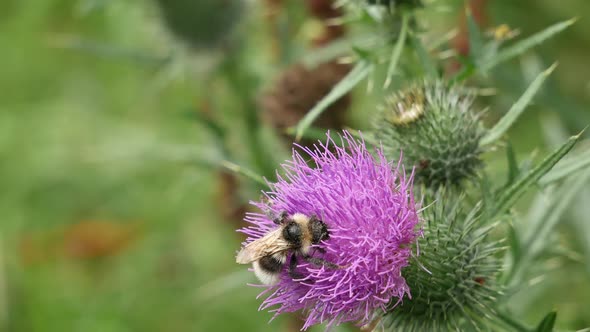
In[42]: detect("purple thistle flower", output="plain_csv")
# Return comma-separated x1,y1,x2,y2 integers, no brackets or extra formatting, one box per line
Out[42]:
239,131,420,330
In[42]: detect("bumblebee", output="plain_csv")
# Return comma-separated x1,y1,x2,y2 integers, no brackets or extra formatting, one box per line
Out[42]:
236,212,336,285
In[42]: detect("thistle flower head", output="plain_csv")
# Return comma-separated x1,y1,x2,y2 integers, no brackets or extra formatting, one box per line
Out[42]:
240,131,420,329
373,81,486,188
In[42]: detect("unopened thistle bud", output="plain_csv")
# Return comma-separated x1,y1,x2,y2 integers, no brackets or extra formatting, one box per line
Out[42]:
155,0,243,49
376,191,504,331
373,81,486,188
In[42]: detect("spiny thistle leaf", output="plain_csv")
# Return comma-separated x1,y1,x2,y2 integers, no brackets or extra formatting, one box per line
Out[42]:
466,8,484,61
384,13,409,88
506,169,590,286
505,142,519,186
410,31,438,78
480,18,576,72
221,161,268,187
533,311,557,332
494,130,584,216
481,63,557,146
539,144,590,186
285,126,337,143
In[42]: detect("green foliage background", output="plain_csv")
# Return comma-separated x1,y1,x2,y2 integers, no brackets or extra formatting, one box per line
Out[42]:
0,1,588,331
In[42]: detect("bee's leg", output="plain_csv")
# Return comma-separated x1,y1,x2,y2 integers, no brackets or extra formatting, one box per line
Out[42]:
302,255,341,270
273,211,289,225
314,247,327,254
288,254,304,280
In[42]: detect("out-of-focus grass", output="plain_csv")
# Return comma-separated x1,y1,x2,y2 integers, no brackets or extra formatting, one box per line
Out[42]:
0,1,588,331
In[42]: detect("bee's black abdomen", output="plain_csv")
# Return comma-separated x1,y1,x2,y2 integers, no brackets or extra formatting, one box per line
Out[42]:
259,255,283,273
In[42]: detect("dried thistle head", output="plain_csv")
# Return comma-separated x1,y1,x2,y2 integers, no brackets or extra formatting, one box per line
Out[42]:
260,61,352,142
305,0,344,20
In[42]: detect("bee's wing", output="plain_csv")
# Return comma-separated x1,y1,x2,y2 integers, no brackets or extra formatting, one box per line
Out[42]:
236,228,290,264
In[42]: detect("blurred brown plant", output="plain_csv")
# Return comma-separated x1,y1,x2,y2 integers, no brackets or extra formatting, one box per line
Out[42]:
305,0,343,20
62,220,139,259
452,0,489,56
305,0,347,46
216,170,249,232
19,220,140,264
263,0,285,61
260,60,352,143
448,0,489,73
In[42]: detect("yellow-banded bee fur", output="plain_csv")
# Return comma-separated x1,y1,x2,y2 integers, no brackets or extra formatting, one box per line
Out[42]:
236,212,337,285
381,87,426,126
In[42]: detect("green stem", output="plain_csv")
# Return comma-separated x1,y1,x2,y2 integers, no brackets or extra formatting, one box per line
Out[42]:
220,52,277,183
221,161,268,187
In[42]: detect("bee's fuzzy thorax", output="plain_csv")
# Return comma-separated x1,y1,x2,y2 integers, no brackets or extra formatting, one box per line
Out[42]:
290,213,310,224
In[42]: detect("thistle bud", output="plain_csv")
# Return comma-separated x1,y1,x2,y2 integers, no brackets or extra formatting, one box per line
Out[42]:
155,0,243,49
372,81,486,188
378,192,504,331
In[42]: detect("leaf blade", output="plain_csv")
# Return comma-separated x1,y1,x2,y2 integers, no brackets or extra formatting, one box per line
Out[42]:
534,311,557,332
221,161,268,187
481,63,557,146
410,31,438,78
540,144,590,185
481,18,575,71
525,170,590,262
384,13,409,88
505,142,519,186
494,131,583,215
466,8,484,61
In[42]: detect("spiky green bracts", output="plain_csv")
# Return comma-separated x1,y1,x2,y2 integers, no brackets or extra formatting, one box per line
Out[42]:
374,191,504,331
373,81,486,188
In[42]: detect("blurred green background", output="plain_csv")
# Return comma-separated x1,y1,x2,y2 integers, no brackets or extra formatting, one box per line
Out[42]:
0,1,589,331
